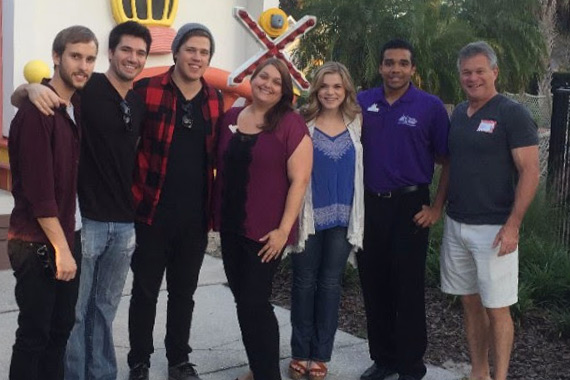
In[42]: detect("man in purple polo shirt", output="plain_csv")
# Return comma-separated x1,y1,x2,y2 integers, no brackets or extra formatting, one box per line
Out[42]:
357,39,450,380
7,26,98,380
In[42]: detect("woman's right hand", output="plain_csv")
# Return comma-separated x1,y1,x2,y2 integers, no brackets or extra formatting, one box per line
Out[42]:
258,228,288,263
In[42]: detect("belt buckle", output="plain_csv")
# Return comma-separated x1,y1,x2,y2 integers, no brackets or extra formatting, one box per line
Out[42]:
380,191,392,198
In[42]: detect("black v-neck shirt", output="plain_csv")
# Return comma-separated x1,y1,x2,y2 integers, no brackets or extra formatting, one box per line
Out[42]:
78,73,146,222
153,88,207,228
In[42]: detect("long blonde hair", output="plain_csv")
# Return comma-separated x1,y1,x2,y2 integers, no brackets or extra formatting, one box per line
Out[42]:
301,61,361,123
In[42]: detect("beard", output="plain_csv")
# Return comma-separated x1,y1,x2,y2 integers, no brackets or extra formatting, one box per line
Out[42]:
58,62,89,91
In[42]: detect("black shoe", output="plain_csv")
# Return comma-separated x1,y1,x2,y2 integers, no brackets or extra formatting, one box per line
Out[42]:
398,376,422,380
360,363,396,380
169,362,202,380
129,363,149,380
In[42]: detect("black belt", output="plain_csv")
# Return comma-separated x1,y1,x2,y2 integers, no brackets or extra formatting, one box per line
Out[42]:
367,184,427,199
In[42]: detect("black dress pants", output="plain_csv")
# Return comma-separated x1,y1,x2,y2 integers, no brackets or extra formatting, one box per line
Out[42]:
221,232,282,380
9,232,81,380
128,221,207,368
357,188,430,379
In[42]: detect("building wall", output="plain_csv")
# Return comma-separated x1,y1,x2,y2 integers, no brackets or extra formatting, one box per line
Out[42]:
1,0,279,135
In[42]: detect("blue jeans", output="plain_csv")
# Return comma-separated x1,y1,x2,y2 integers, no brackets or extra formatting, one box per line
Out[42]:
64,218,135,380
290,226,352,361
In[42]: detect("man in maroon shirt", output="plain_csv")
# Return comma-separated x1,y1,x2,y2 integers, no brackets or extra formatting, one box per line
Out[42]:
7,25,98,380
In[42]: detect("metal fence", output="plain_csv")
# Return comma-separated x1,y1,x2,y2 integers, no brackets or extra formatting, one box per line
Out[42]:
504,92,552,178
504,92,552,130
547,88,570,246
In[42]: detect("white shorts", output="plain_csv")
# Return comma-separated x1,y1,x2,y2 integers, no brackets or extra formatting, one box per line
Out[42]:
440,215,518,308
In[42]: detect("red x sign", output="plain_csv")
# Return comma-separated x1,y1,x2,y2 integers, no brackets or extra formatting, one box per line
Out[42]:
228,7,317,91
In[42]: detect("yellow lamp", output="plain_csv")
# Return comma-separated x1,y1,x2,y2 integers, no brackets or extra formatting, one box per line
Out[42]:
24,60,51,83
259,8,289,38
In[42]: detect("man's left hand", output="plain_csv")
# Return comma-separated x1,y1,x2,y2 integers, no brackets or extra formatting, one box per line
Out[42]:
413,205,441,228
493,223,519,256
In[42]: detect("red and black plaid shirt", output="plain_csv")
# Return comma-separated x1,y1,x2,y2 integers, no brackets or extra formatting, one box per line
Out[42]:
132,66,223,225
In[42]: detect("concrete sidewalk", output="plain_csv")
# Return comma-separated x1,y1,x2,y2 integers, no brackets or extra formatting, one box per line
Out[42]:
0,190,13,214
0,189,463,379
0,255,462,380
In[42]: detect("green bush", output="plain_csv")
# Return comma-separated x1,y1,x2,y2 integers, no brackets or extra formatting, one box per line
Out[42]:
551,307,570,338
517,188,570,313
426,220,444,288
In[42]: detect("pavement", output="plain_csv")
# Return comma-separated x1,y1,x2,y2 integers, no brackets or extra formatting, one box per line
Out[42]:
0,189,464,380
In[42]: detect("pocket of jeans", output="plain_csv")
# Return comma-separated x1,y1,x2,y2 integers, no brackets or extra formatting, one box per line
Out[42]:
121,228,136,259
7,241,41,278
80,229,95,260
80,226,106,260
7,242,25,273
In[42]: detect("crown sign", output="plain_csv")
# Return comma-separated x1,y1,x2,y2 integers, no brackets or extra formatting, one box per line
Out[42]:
111,0,178,27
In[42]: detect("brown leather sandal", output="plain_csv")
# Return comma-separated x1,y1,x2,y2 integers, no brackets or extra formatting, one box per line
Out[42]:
289,359,309,380
308,361,328,380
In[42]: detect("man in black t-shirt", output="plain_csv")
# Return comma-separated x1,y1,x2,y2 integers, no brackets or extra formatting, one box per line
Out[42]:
441,41,539,380
12,21,152,380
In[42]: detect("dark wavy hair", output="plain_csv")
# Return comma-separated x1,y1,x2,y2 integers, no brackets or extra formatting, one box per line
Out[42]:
109,21,152,56
250,58,294,132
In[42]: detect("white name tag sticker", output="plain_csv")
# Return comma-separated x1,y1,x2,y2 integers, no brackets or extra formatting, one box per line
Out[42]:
477,119,497,133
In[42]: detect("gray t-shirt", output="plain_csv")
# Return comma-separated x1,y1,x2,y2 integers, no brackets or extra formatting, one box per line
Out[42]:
447,94,538,225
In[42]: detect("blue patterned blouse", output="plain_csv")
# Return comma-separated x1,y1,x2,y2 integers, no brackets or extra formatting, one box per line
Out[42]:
311,128,355,231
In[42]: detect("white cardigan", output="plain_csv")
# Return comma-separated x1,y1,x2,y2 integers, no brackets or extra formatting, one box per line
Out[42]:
293,115,365,254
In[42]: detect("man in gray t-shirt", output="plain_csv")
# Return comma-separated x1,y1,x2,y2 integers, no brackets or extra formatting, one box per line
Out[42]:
447,94,539,224
441,41,539,380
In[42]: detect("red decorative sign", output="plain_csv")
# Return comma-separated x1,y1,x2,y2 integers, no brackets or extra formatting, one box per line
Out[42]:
228,7,317,91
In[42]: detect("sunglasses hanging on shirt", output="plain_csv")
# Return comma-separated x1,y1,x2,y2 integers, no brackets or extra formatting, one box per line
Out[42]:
181,102,194,129
119,100,133,132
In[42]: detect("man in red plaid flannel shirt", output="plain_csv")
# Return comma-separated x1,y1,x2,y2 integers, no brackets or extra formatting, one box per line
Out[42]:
127,23,223,380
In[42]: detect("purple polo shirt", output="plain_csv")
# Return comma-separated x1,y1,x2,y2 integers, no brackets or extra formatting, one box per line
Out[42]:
358,84,449,193
8,85,81,249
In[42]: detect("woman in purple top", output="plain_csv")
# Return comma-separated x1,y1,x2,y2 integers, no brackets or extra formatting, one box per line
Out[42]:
213,58,312,380
289,62,364,380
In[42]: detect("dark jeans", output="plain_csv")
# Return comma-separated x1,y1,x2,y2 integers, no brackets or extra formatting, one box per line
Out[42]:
357,189,430,379
127,221,207,368
9,232,81,380
290,226,352,361
221,232,282,380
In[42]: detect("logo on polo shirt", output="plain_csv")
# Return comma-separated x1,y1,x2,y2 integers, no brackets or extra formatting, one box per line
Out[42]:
367,103,380,112
397,114,418,127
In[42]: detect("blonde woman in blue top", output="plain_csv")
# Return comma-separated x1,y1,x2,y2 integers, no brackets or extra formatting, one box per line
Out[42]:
290,62,364,380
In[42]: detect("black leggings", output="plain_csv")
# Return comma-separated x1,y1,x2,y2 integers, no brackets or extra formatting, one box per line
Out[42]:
221,232,282,380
